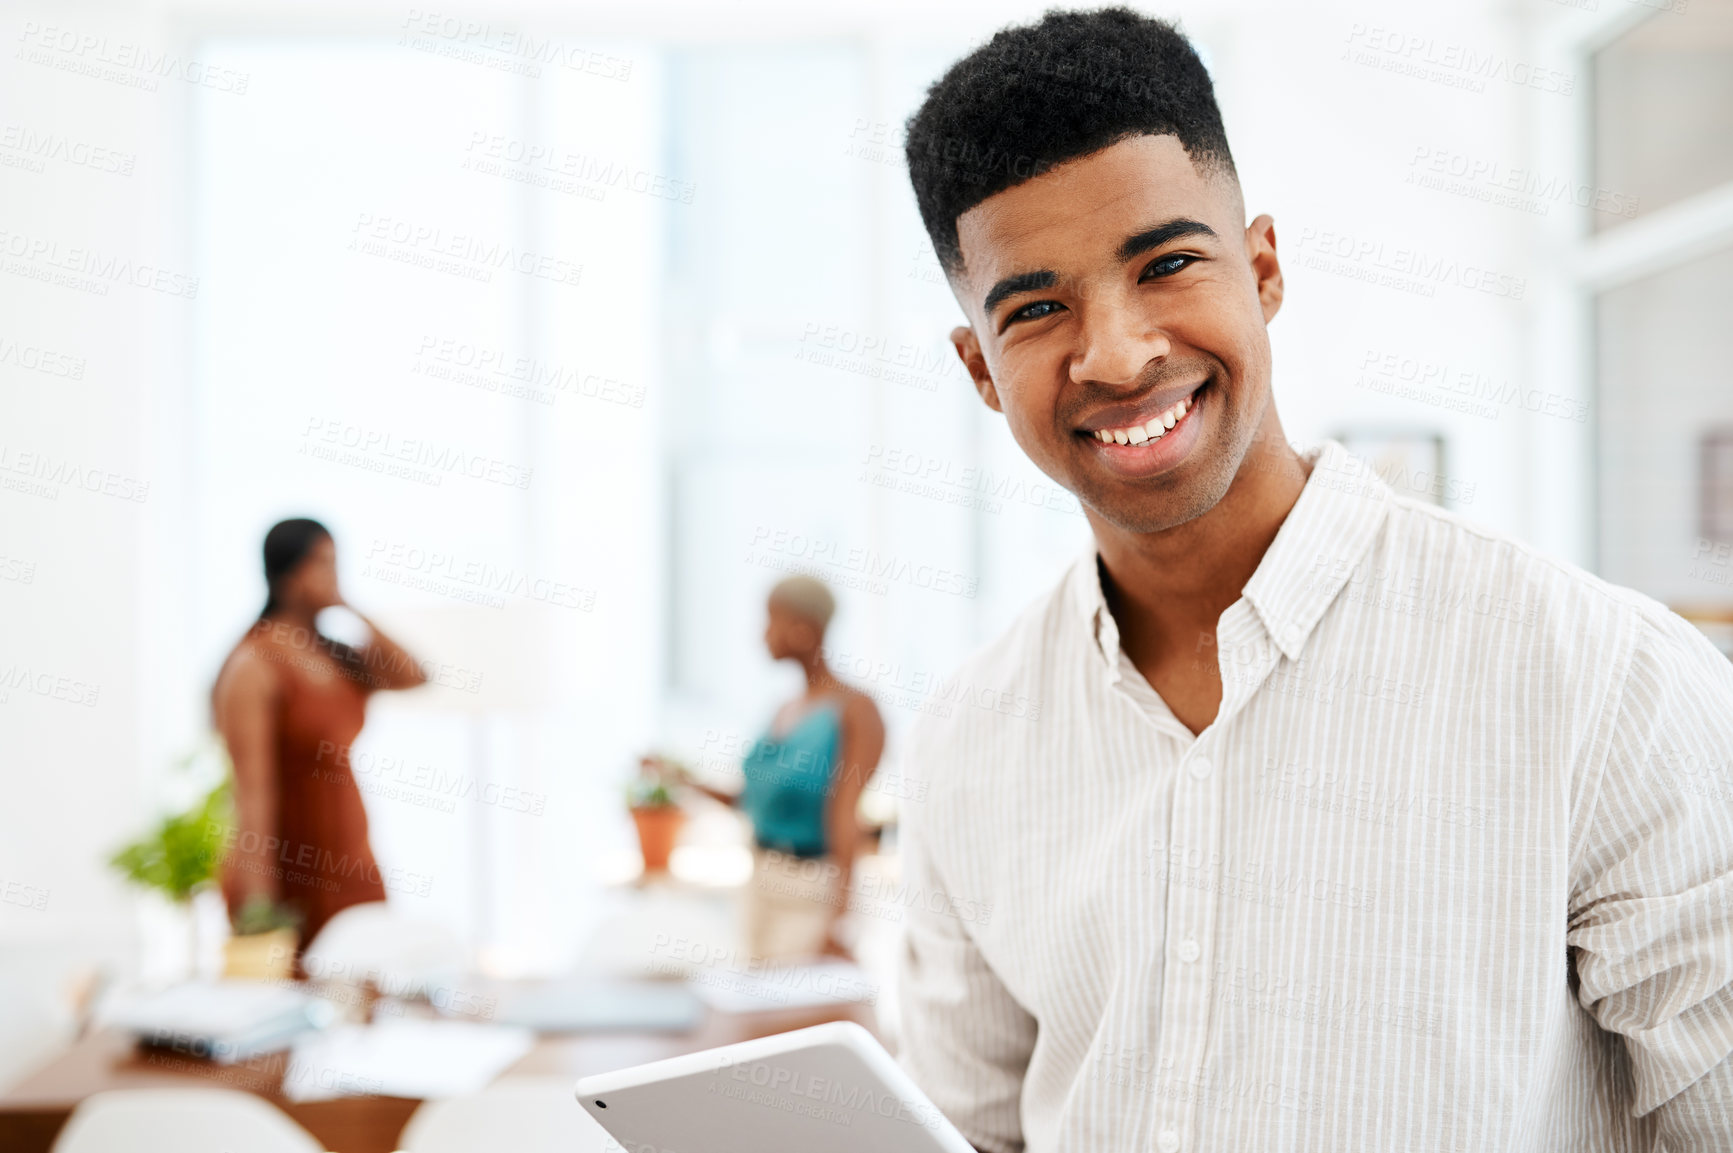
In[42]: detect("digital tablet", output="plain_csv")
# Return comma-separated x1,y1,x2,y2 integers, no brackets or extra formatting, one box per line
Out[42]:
574,1020,976,1152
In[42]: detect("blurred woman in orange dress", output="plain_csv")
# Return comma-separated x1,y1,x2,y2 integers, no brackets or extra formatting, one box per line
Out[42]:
211,518,427,955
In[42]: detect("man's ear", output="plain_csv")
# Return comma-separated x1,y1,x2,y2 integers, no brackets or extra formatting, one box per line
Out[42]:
950,325,1002,413
1245,214,1283,324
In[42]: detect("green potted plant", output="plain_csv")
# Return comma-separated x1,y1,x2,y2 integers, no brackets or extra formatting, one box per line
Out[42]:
109,770,233,982
108,779,232,903
629,756,687,873
109,740,304,982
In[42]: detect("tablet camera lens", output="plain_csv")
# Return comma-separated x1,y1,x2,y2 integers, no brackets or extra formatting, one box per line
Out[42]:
595,1100,607,1108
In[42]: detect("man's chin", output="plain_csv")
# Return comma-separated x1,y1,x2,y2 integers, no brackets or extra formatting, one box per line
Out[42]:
1084,499,1212,537
1073,462,1238,537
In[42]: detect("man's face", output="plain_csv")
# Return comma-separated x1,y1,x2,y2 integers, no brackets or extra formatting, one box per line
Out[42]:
949,134,1283,535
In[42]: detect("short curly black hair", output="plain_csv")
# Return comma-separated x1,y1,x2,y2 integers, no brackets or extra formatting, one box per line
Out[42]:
905,7,1236,276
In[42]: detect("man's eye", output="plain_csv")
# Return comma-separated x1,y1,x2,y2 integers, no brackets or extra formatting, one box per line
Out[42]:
1008,300,1063,325
1142,253,1196,279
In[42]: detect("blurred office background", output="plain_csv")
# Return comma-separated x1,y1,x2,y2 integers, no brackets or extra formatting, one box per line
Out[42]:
2,0,1730,1127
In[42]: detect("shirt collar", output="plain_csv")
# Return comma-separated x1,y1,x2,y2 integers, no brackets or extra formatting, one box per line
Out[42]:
1068,549,1125,681
1071,439,1393,668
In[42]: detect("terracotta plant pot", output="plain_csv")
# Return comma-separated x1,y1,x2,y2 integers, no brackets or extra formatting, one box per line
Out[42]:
222,927,298,981
630,805,685,873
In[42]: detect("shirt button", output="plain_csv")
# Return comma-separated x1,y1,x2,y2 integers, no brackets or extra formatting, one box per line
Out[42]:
1176,937,1201,963
1157,1128,1181,1152
1282,623,1302,645
1188,756,1213,779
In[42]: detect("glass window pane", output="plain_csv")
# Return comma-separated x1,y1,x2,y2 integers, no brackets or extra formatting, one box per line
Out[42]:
1592,5,1733,231
1596,243,1733,609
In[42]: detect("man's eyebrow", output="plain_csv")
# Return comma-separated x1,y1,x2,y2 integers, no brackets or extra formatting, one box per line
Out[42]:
982,269,1057,317
1116,218,1218,262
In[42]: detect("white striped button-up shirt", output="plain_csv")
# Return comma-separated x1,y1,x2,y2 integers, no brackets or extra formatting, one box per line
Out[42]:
895,440,1733,1152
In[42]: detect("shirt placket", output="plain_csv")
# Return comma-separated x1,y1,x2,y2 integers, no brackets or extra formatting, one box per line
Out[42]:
1150,600,1274,1153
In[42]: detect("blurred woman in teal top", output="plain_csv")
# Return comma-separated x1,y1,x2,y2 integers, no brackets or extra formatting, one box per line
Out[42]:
677,575,885,962
740,698,843,859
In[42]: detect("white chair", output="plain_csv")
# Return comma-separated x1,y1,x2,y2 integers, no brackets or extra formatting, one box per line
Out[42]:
397,1077,615,1153
302,902,467,999
51,1088,323,1153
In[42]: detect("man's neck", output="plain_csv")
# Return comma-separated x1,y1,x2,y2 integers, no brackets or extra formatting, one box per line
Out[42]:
1094,424,1310,674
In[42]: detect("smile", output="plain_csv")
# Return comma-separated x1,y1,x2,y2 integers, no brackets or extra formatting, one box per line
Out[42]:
1083,387,1198,446
1073,380,1210,479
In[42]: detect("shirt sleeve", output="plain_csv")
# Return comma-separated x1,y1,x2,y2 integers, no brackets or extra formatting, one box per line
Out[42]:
1567,604,1733,1119
895,736,1038,1153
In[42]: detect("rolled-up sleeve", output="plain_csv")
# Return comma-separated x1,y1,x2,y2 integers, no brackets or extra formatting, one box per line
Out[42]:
895,734,1037,1153
1567,606,1733,1124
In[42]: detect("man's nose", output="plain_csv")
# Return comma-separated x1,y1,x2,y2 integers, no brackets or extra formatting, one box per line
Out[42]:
1069,298,1170,388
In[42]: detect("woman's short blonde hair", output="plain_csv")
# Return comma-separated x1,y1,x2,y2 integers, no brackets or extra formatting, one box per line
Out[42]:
769,575,836,631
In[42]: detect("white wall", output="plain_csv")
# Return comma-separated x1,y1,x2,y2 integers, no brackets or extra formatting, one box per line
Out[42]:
1,3,191,1087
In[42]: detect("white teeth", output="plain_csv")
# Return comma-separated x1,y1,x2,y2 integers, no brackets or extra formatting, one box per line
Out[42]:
1093,390,1196,446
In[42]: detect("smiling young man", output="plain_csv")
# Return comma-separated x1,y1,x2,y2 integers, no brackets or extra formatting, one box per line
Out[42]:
891,9,1733,1153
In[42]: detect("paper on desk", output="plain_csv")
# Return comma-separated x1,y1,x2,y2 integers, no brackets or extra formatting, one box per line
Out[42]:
99,980,335,1064
282,1018,535,1102
684,958,877,1014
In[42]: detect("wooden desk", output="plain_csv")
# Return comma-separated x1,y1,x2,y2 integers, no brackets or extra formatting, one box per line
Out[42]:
0,999,878,1153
